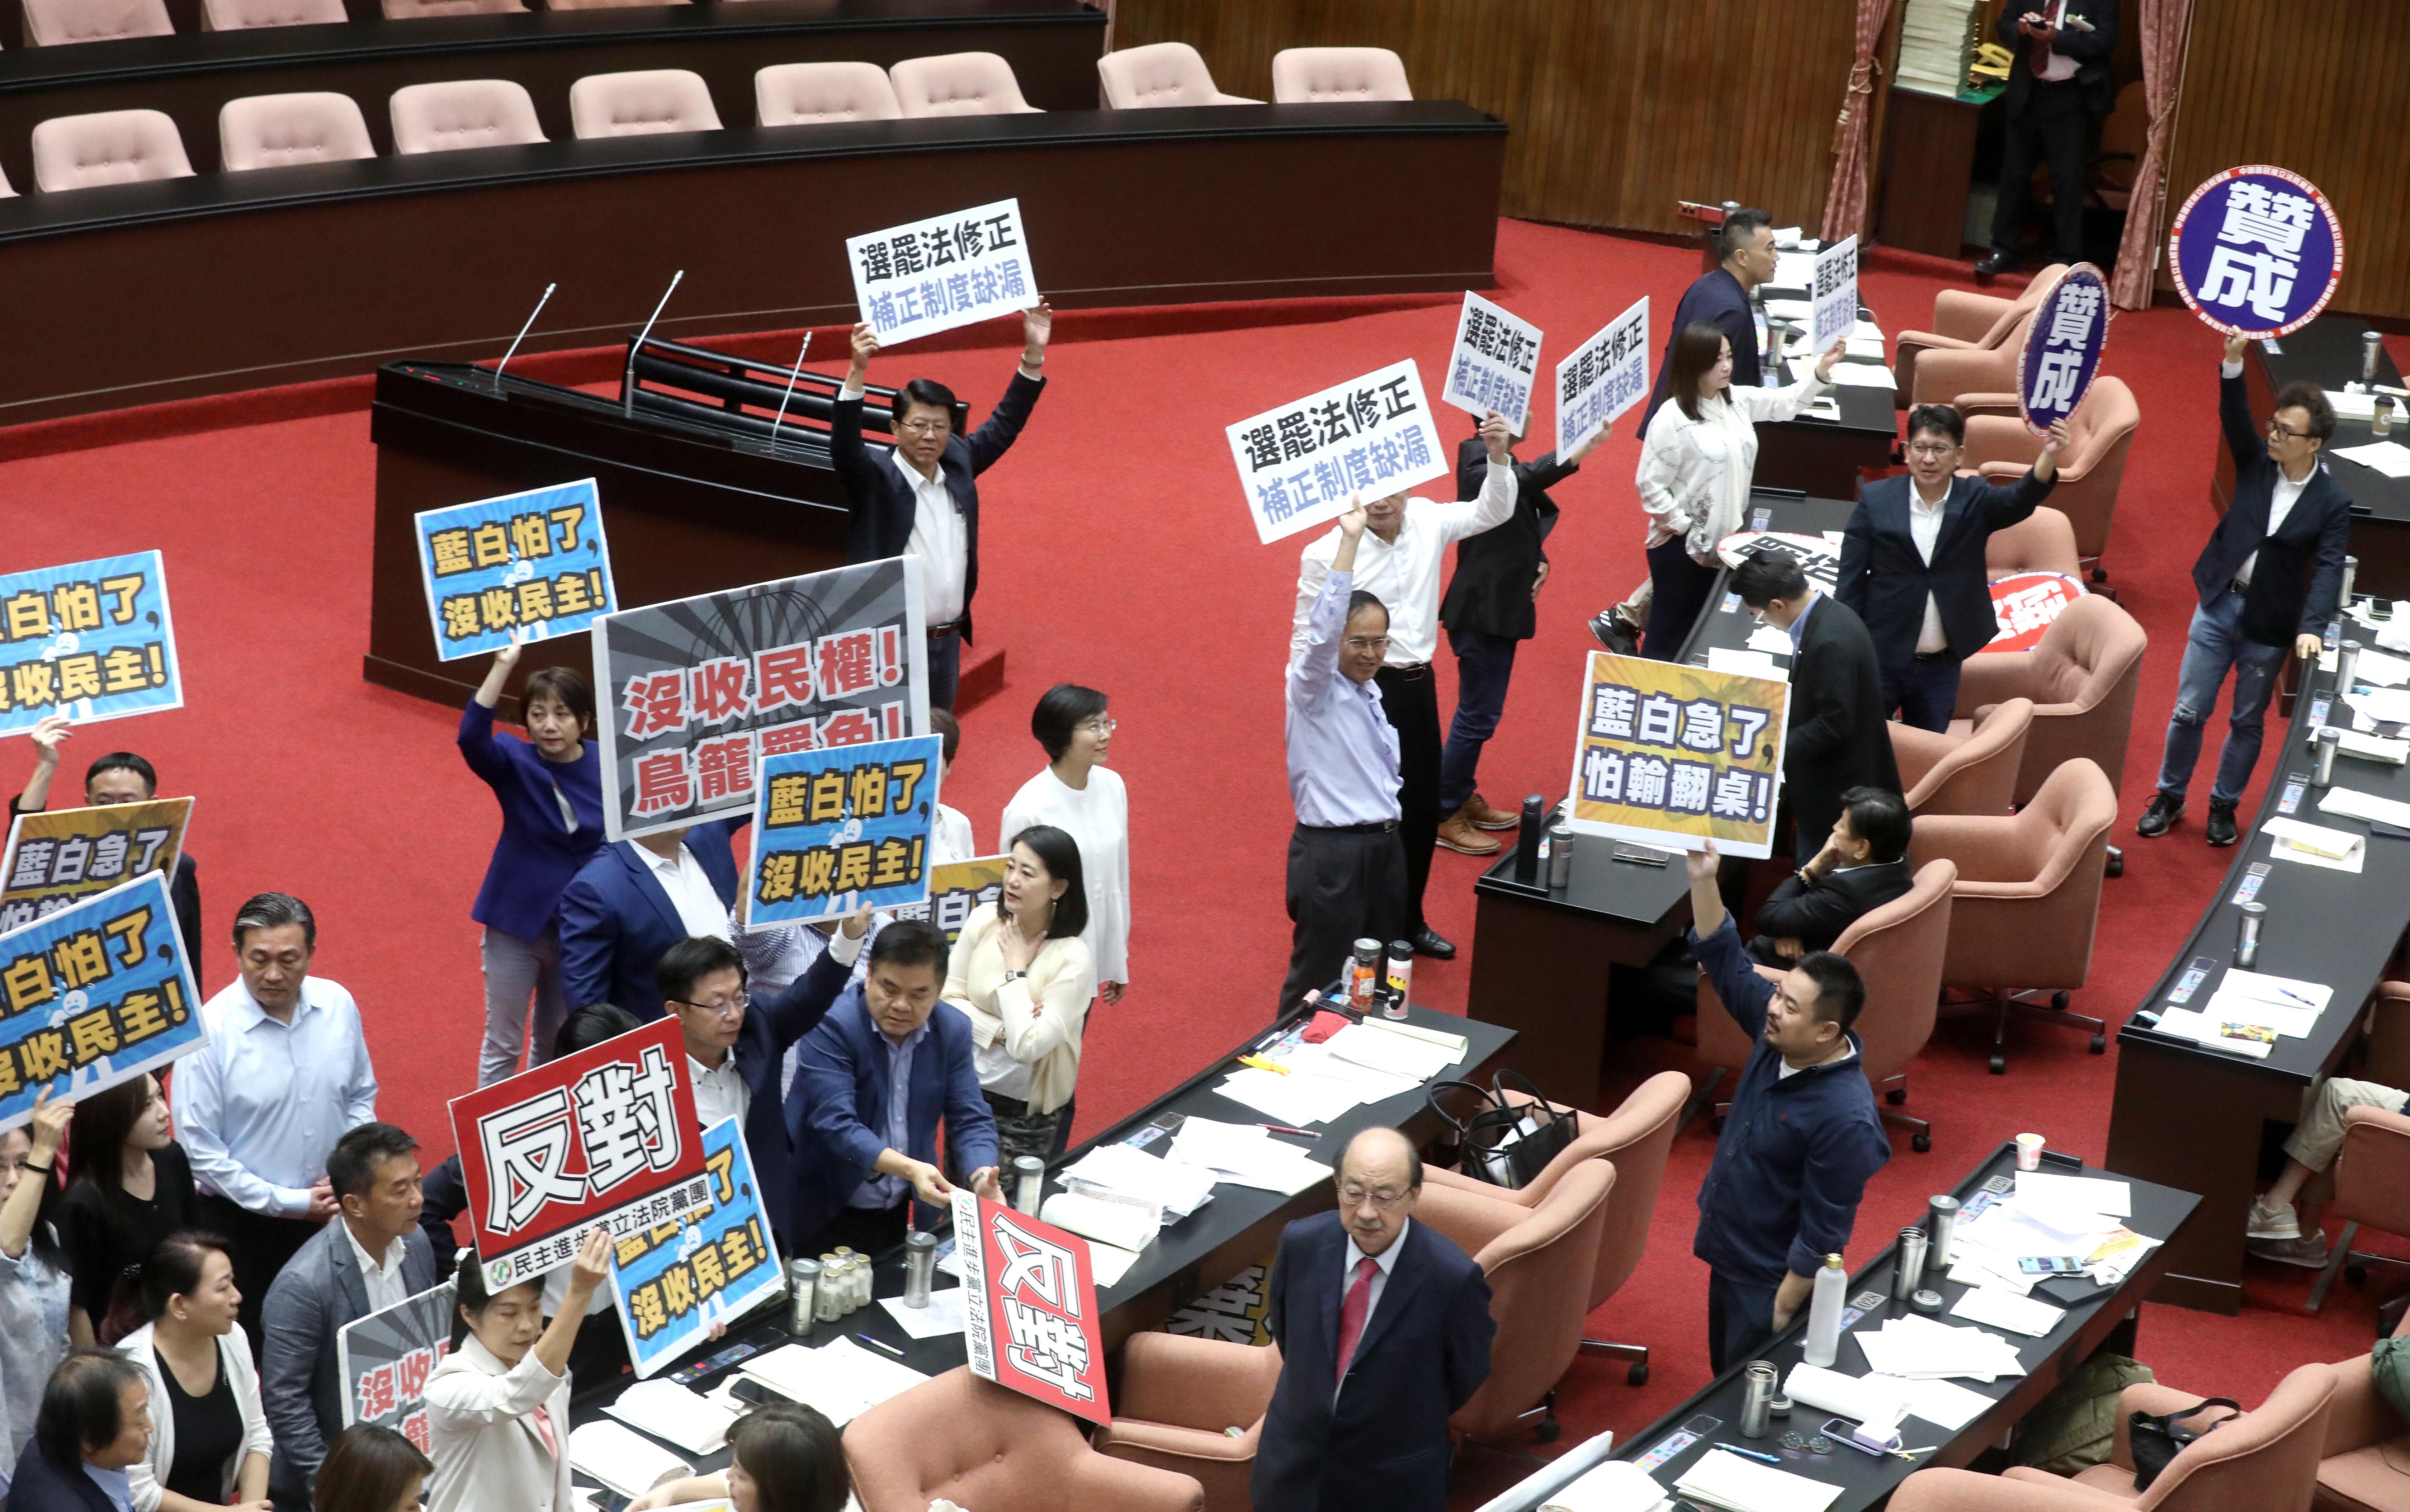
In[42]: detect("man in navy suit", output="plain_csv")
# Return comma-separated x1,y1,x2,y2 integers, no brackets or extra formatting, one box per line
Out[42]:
1639,207,1778,433
1838,404,2070,730
10,1349,154,1512
1975,0,2119,277
2137,336,2352,847
832,302,1053,710
557,817,743,1021
1253,1128,1494,1512
786,918,1001,1257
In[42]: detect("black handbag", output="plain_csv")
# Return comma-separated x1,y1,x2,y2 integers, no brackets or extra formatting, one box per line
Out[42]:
1426,1071,1578,1190
2128,1398,2239,1490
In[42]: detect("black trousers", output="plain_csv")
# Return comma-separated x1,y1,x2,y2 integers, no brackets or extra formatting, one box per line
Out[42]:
1644,541,1721,662
1707,1269,1782,1374
1991,79,2092,263
1375,663,1443,934
1281,822,1406,1016
197,1193,321,1357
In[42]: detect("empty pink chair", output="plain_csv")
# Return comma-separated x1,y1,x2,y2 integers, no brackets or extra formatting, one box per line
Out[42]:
755,61,902,126
21,0,173,46
382,0,524,20
219,93,374,170
889,52,1042,117
31,110,193,191
201,0,343,29
390,81,547,154
1270,47,1412,102
547,0,686,12
570,69,722,138
0,164,14,198
1097,42,1258,108
1892,697,2033,817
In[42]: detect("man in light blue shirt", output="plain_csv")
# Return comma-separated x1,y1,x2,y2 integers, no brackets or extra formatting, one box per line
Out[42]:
171,892,377,1352
1281,502,1406,1015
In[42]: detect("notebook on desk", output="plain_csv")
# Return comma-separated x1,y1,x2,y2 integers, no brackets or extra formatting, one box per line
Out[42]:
1673,1449,1846,1512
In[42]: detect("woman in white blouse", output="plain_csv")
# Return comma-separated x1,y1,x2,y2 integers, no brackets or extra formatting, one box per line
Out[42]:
1634,323,1843,656
1001,685,1129,1003
113,1232,273,1512
946,824,1097,1163
424,1230,609,1512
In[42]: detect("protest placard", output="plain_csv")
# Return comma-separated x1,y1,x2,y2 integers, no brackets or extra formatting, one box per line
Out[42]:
592,557,928,841
449,1018,708,1289
2018,264,2111,436
1554,298,1649,458
1810,235,1860,356
1,798,191,935
1716,530,1842,601
0,870,205,1133
952,1190,1110,1426
337,1279,455,1452
1986,572,2088,654
745,736,942,928
1566,653,1791,859
414,480,616,662
891,854,1007,944
2168,165,2344,339
847,198,1040,348
0,551,181,738
1227,360,1449,545
1441,292,1542,436
610,1117,784,1377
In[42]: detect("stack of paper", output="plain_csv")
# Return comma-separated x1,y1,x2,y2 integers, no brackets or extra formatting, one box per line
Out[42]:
1853,1314,2028,1381
601,1379,740,1454
1897,0,1981,94
877,1286,968,1340
738,1337,929,1426
2351,647,2410,687
2149,1008,2276,1057
1674,1449,1845,1512
1166,1118,1331,1195
1950,1285,2066,1337
2267,816,2366,872
1542,1460,1673,1512
2013,1172,2132,1216
1039,1190,1162,1253
2345,685,2410,723
1324,1021,1462,1081
2335,729,2410,764
2321,785,2410,828
567,1420,691,1497
1057,1142,1217,1219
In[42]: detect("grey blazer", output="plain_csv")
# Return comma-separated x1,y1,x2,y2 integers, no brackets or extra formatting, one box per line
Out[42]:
260,1219,439,1510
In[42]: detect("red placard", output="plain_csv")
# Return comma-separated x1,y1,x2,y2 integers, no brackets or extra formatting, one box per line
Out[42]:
448,1019,707,1290
951,1192,1111,1426
1984,572,2087,654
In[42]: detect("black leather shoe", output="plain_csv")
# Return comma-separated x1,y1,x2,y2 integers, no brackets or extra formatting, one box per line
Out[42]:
1974,250,2019,278
1410,926,1456,960
1589,613,1639,657
2206,800,2239,847
2136,793,2182,838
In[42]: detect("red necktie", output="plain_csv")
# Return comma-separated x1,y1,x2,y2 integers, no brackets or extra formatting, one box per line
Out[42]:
2028,1,2057,75
1334,1257,1380,1381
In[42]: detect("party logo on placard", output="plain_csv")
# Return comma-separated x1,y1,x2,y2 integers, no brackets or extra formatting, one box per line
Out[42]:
2168,166,2344,338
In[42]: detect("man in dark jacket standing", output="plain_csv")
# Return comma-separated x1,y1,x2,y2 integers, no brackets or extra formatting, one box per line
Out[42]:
2137,335,2352,847
1976,0,2119,277
1729,556,1901,857
1436,419,1605,855
1685,842,1890,1371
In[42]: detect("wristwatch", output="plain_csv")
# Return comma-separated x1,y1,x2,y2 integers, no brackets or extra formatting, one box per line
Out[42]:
1003,969,1028,982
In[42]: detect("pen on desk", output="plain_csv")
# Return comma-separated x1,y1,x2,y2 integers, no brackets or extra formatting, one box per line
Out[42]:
1238,1054,1292,1076
2274,987,2318,1005
854,1333,907,1360
1258,1123,1318,1138
1712,1442,1783,1465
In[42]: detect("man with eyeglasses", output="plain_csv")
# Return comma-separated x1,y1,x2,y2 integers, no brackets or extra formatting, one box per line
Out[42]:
2137,335,2350,847
833,302,1055,710
1253,1128,1493,1512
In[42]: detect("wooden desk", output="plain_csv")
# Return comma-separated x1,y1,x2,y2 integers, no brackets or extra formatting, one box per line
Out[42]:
1875,83,2003,261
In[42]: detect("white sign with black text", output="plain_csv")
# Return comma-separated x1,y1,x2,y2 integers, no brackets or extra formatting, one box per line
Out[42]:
1554,298,1649,457
846,198,1040,348
1810,235,1859,357
1227,359,1450,545
1441,291,1542,436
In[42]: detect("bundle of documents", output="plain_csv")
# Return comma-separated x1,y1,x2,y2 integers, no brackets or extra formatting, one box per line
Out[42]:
2349,647,2410,687
1783,1362,1991,1432
2335,729,2410,765
2345,685,2410,724
1542,1459,1673,1512
601,1378,741,1454
1056,1142,1217,1219
1325,1019,1465,1080
2331,441,2410,478
1897,0,1981,94
2266,816,2365,872
1674,1449,1845,1512
2321,785,2410,828
1165,1116,1331,1195
738,1337,928,1426
567,1420,691,1497
1038,1189,1162,1253
1949,1285,2066,1337
1215,1018,1466,1129
1853,1313,2028,1381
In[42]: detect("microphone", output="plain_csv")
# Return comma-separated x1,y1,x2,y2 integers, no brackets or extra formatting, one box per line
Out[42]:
487,281,555,391
766,331,814,446
622,269,685,418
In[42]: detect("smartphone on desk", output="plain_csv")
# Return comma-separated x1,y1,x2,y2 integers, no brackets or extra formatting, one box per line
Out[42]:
2017,1255,2085,1274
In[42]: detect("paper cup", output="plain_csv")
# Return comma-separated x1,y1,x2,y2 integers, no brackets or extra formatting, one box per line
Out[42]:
2015,1132,2046,1171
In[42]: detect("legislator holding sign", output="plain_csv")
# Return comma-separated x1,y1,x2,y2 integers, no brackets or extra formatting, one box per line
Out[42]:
2168,165,2344,338
1,797,191,934
414,479,616,661
0,869,205,1132
2018,263,2110,436
0,551,181,738
847,198,1040,348
1810,235,1860,356
891,854,1007,945
609,1117,783,1377
1566,652,1791,859
1555,298,1649,458
1442,291,1542,438
448,1017,708,1288
746,735,942,928
953,1190,1110,1426
336,1280,456,1452
1227,359,1450,545
593,557,929,841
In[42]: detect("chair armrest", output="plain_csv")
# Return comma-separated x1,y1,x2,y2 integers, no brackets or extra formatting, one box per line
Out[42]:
1953,651,2038,719
1995,1467,2141,1506
1910,813,2043,887
1965,415,2044,469
1067,1447,1205,1511
2319,1354,2410,1460
2360,980,2410,1088
1955,391,2025,419
1933,289,2017,342
1094,1419,1258,1466
1891,721,1957,791
2335,1105,2410,1234
1116,1333,1279,1431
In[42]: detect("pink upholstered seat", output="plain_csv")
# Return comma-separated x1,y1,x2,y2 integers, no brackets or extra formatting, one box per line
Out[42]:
547,0,685,13
844,1367,1203,1512
220,93,374,170
201,0,343,30
31,110,194,191
754,61,902,126
570,69,721,138
21,0,173,47
1098,42,1258,107
1269,46,1412,103
390,80,546,153
1893,697,2033,817
1965,377,2142,574
1985,506,2083,580
1095,1335,1282,1512
382,0,523,20
1954,592,2148,805
888,51,1042,117
0,164,15,198
1893,265,2065,410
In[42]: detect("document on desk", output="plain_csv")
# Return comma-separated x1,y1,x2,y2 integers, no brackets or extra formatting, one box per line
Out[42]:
738,1338,928,1425
2344,685,2410,724
2350,648,2410,687
601,1379,739,1454
2013,1172,2133,1217
567,1421,691,1497
877,1286,968,1341
2197,992,2320,1037
2219,968,2334,1011
1674,1449,1844,1512
2331,440,2410,478
2266,817,2366,872
1058,1143,1217,1216
1950,1285,2067,1337
1747,624,1797,654
2334,727,2410,765
2320,785,2410,829
1765,297,1814,321
1853,1314,2028,1380
1709,648,1786,678
1166,1119,1330,1195
2149,1008,2276,1058
1541,1459,1670,1512
1322,1021,1460,1081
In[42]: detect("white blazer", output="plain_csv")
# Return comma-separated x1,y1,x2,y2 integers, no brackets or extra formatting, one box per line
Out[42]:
115,1322,274,1512
1636,367,1832,562
425,1334,573,1512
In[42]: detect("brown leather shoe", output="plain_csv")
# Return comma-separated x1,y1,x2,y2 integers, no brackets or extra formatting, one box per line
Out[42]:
1464,791,1520,831
1437,810,1504,855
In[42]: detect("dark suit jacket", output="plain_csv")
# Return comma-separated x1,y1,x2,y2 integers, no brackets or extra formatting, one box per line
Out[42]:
1785,596,1903,851
260,1217,441,1506
829,369,1045,644
733,945,851,1244
1253,1212,1495,1512
2195,371,2354,647
1643,267,1759,432
1440,435,1577,641
557,818,743,1021
9,1441,123,1512
1996,0,2119,117
1840,470,2055,666
1749,856,1915,961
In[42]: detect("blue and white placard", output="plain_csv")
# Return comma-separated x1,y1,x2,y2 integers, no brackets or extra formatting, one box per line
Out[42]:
2169,166,2344,339
2018,263,2111,436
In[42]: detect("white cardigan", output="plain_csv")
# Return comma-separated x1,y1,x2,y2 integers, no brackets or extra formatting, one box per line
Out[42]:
115,1322,273,1512
425,1334,573,1512
1636,368,1833,563
944,903,1096,1114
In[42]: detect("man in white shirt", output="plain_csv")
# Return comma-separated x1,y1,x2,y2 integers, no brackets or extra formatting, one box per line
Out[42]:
558,819,745,1021
1288,411,1517,961
830,305,1054,710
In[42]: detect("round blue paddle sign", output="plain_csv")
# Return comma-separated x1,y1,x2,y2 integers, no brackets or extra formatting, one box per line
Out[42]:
2017,262,2111,437
2168,165,2344,338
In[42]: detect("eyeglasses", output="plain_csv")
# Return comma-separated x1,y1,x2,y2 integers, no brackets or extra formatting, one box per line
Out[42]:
895,417,952,436
2266,417,2312,441
1078,717,1117,737
672,992,749,1018
1337,1184,1410,1209
1342,635,1392,653
1906,442,1958,459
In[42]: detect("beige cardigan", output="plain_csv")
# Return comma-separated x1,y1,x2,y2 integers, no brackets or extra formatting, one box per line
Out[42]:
944,903,1096,1115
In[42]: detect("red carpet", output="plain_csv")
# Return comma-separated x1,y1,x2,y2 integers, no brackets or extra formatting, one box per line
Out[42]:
4,216,2405,1473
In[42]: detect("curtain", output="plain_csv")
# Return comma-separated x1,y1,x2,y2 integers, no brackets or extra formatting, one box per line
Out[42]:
1818,0,1896,244
2109,0,2196,309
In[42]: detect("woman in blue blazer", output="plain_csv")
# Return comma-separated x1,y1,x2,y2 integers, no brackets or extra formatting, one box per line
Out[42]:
460,643,604,1086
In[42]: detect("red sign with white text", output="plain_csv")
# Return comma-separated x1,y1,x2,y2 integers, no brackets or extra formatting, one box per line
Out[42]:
448,1019,707,1289
1984,572,2087,654
951,1192,1111,1426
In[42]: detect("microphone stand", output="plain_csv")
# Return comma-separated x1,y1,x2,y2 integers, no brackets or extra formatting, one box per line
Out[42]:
741,332,814,457
621,270,685,419
484,282,554,394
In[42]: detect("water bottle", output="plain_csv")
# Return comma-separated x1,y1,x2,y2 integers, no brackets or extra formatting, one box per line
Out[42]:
1803,1253,1847,1367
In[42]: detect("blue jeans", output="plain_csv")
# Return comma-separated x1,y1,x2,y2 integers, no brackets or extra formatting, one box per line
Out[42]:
1440,627,1520,813
928,629,961,711
1879,655,1962,733
2158,590,2287,806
